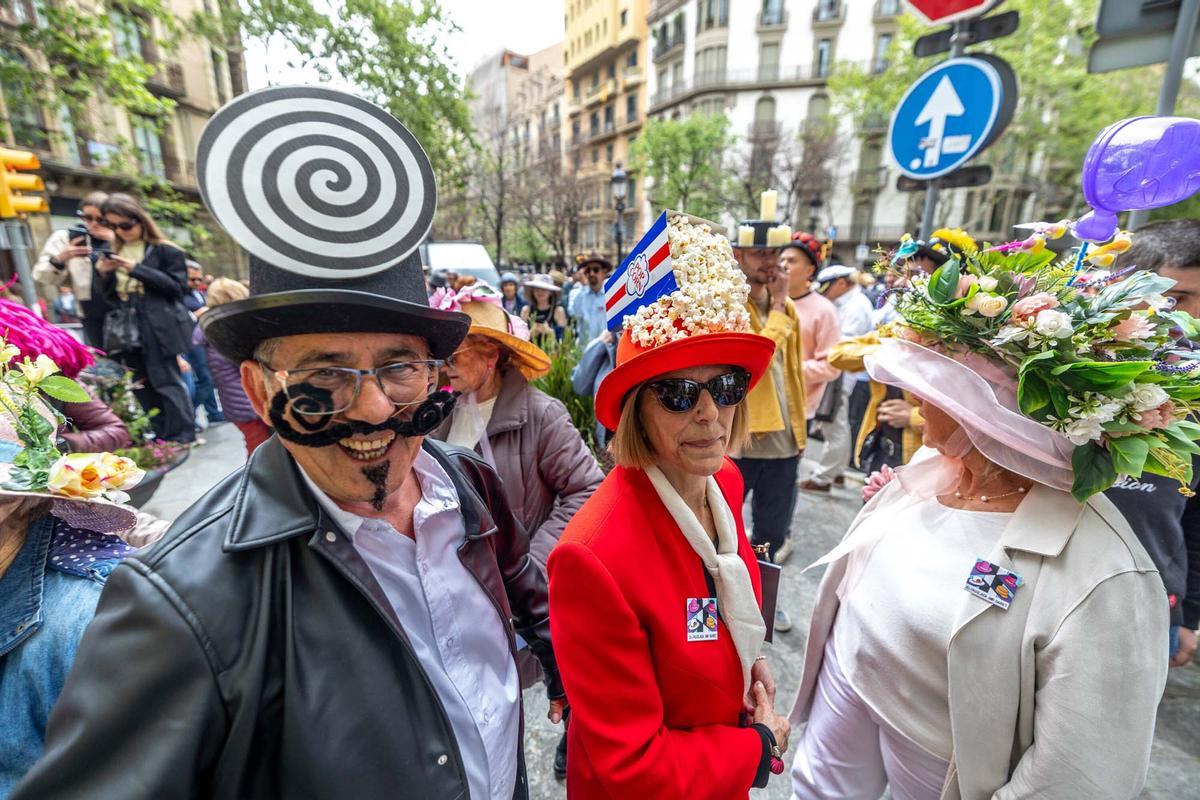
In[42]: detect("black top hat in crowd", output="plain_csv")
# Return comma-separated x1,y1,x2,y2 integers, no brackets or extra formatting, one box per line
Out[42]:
197,85,469,364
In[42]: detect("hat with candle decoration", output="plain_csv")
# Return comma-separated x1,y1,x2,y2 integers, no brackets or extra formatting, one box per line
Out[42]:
732,190,793,249
593,211,776,430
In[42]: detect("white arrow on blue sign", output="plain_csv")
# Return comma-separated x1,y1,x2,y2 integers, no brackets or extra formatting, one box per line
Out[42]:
889,56,1014,180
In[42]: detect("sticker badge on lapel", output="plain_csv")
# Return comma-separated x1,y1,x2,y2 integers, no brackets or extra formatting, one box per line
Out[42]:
686,597,718,641
965,559,1023,610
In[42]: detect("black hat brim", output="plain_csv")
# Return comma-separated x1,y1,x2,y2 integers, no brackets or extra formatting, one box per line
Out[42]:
201,289,470,364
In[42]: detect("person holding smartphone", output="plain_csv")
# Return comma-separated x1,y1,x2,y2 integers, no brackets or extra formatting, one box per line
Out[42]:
94,193,196,444
32,192,113,345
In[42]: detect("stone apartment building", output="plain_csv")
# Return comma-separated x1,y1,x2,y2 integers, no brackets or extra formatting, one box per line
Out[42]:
564,0,649,262
0,0,245,285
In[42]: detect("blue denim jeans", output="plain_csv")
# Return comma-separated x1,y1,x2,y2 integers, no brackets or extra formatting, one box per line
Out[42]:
1170,624,1180,659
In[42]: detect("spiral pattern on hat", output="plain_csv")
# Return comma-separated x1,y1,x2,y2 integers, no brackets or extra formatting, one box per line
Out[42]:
197,86,436,280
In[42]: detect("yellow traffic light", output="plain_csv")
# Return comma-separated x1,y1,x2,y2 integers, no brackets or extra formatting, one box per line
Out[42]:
0,147,47,218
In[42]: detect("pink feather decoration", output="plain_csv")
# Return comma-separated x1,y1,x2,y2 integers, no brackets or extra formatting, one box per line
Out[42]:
0,298,96,378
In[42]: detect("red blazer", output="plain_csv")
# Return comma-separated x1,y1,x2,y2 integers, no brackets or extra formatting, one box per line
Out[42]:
547,459,764,800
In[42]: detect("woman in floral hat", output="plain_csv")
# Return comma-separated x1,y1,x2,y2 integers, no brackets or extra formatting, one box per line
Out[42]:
787,233,1197,799
0,346,145,794
548,215,791,798
521,274,567,344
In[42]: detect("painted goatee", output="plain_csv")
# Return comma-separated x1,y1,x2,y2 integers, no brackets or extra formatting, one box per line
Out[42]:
362,462,390,512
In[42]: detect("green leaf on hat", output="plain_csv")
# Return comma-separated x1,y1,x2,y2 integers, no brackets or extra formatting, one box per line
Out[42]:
1051,360,1153,393
1071,442,1116,503
926,258,961,306
37,375,90,403
1017,369,1051,416
1109,435,1150,477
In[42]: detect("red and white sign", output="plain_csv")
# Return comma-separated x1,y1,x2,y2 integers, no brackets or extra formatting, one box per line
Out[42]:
905,0,1000,25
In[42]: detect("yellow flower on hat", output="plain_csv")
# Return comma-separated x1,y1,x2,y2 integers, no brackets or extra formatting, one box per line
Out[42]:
0,344,18,365
98,453,145,491
931,227,977,254
47,453,107,499
16,354,59,386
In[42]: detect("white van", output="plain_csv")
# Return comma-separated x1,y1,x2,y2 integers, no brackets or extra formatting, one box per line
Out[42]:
420,241,502,288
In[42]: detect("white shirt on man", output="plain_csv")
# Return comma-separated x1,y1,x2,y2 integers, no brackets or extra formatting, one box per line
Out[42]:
299,449,520,800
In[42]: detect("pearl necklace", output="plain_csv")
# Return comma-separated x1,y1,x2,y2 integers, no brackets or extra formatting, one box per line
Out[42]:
954,486,1027,503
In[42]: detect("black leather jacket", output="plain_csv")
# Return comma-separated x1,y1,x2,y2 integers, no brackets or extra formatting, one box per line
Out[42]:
13,436,561,800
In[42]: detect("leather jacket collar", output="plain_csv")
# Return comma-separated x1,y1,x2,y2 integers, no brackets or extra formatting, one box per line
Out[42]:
223,436,497,552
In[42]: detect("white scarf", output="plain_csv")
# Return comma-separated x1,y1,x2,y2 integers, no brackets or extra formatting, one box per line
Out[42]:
645,466,765,694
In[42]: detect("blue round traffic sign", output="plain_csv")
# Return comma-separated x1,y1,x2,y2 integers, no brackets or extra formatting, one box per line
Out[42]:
888,55,1016,180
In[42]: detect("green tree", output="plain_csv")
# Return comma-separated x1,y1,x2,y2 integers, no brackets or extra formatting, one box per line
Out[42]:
630,114,734,221
827,0,1200,220
195,0,473,176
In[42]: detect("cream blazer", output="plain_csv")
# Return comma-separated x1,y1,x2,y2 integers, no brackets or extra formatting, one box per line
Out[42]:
788,477,1169,800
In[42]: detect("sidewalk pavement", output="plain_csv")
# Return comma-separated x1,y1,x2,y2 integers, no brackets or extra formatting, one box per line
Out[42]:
143,428,1200,798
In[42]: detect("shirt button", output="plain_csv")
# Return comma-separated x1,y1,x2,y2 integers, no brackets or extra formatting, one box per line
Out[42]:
436,754,448,766
324,531,336,542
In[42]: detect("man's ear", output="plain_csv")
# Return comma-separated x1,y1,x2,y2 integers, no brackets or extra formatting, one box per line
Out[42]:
241,360,272,426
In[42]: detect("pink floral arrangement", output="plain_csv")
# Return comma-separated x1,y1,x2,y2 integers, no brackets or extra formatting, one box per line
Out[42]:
0,298,95,378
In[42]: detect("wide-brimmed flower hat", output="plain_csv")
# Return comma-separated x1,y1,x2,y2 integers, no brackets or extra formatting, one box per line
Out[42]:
0,346,142,533
430,283,551,380
594,212,776,430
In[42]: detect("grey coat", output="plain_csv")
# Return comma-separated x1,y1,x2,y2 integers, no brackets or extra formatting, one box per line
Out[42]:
435,368,604,571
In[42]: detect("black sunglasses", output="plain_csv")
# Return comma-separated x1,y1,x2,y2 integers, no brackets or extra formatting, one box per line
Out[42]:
102,219,139,231
76,211,102,224
645,369,750,413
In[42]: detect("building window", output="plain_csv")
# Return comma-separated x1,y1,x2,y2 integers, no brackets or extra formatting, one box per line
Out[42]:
592,71,599,88
626,93,637,123
607,62,616,80
589,111,599,136
132,116,166,178
696,45,727,85
877,0,900,15
574,82,580,99
626,49,637,68
807,92,830,121
0,49,45,149
604,104,614,131
592,147,599,164
211,48,229,105
758,42,780,81
620,9,628,26
815,38,832,78
754,96,776,124
57,104,81,164
815,0,840,22
872,34,892,74
606,142,614,163
112,11,144,60
698,0,729,30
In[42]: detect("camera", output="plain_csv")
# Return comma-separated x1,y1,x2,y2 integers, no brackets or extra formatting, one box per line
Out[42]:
87,237,113,266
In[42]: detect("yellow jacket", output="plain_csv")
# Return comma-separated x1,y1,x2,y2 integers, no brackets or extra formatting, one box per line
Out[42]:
828,330,923,465
745,297,807,452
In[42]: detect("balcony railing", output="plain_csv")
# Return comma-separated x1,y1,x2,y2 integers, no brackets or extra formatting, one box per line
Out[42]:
813,0,843,24
146,62,186,97
860,112,889,133
650,64,850,109
653,33,684,61
759,6,787,28
585,78,615,106
850,168,888,194
874,0,902,19
622,65,644,89
748,121,781,140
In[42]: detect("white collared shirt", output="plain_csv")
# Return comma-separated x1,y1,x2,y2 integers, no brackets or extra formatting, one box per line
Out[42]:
834,285,877,382
299,450,520,800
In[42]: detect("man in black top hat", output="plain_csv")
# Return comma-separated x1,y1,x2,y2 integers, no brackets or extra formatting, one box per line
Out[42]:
15,87,563,800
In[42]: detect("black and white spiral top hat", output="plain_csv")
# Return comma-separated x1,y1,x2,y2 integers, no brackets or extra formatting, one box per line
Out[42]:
198,85,468,363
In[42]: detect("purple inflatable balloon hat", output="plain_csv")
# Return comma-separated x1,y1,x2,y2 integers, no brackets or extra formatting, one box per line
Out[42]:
1075,115,1200,243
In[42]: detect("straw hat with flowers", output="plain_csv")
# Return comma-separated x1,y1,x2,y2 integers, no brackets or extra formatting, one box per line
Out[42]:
430,283,552,380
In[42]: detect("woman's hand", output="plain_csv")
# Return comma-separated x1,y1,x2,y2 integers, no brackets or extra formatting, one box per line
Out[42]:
751,680,790,754
548,697,567,724
745,657,776,713
862,464,897,502
877,398,916,428
55,238,91,264
103,255,137,273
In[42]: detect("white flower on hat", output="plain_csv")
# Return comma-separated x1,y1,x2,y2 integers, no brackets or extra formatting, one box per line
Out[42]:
1061,417,1105,446
962,292,1008,318
1033,309,1073,339
1127,383,1170,413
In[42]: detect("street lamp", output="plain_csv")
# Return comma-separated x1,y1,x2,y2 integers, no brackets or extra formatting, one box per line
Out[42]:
808,193,824,234
611,162,628,263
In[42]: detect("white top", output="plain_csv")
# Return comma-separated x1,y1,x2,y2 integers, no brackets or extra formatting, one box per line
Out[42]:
832,495,1011,760
833,285,877,382
446,395,498,450
299,451,520,800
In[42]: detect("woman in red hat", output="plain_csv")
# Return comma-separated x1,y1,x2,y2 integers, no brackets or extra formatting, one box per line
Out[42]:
547,214,791,799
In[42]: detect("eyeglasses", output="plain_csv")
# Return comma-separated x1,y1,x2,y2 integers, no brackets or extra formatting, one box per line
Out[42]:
645,369,751,413
262,360,442,419
102,219,139,231
445,347,476,368
76,211,102,224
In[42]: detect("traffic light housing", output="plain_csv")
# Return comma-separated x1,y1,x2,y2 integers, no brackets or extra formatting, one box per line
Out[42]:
0,147,47,218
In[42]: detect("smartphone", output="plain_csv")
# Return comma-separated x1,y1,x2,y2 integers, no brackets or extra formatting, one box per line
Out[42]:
67,224,89,245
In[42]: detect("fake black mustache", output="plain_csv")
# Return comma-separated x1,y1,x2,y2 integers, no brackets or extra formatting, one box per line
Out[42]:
267,388,458,448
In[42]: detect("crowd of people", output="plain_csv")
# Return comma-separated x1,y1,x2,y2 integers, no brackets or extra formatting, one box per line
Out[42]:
2,84,1199,800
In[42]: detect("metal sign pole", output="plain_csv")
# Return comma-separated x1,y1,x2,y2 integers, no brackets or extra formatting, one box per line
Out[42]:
7,219,36,309
1127,0,1200,231
918,21,971,240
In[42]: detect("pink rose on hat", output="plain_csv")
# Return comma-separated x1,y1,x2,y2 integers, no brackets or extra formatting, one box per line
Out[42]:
1010,292,1060,325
